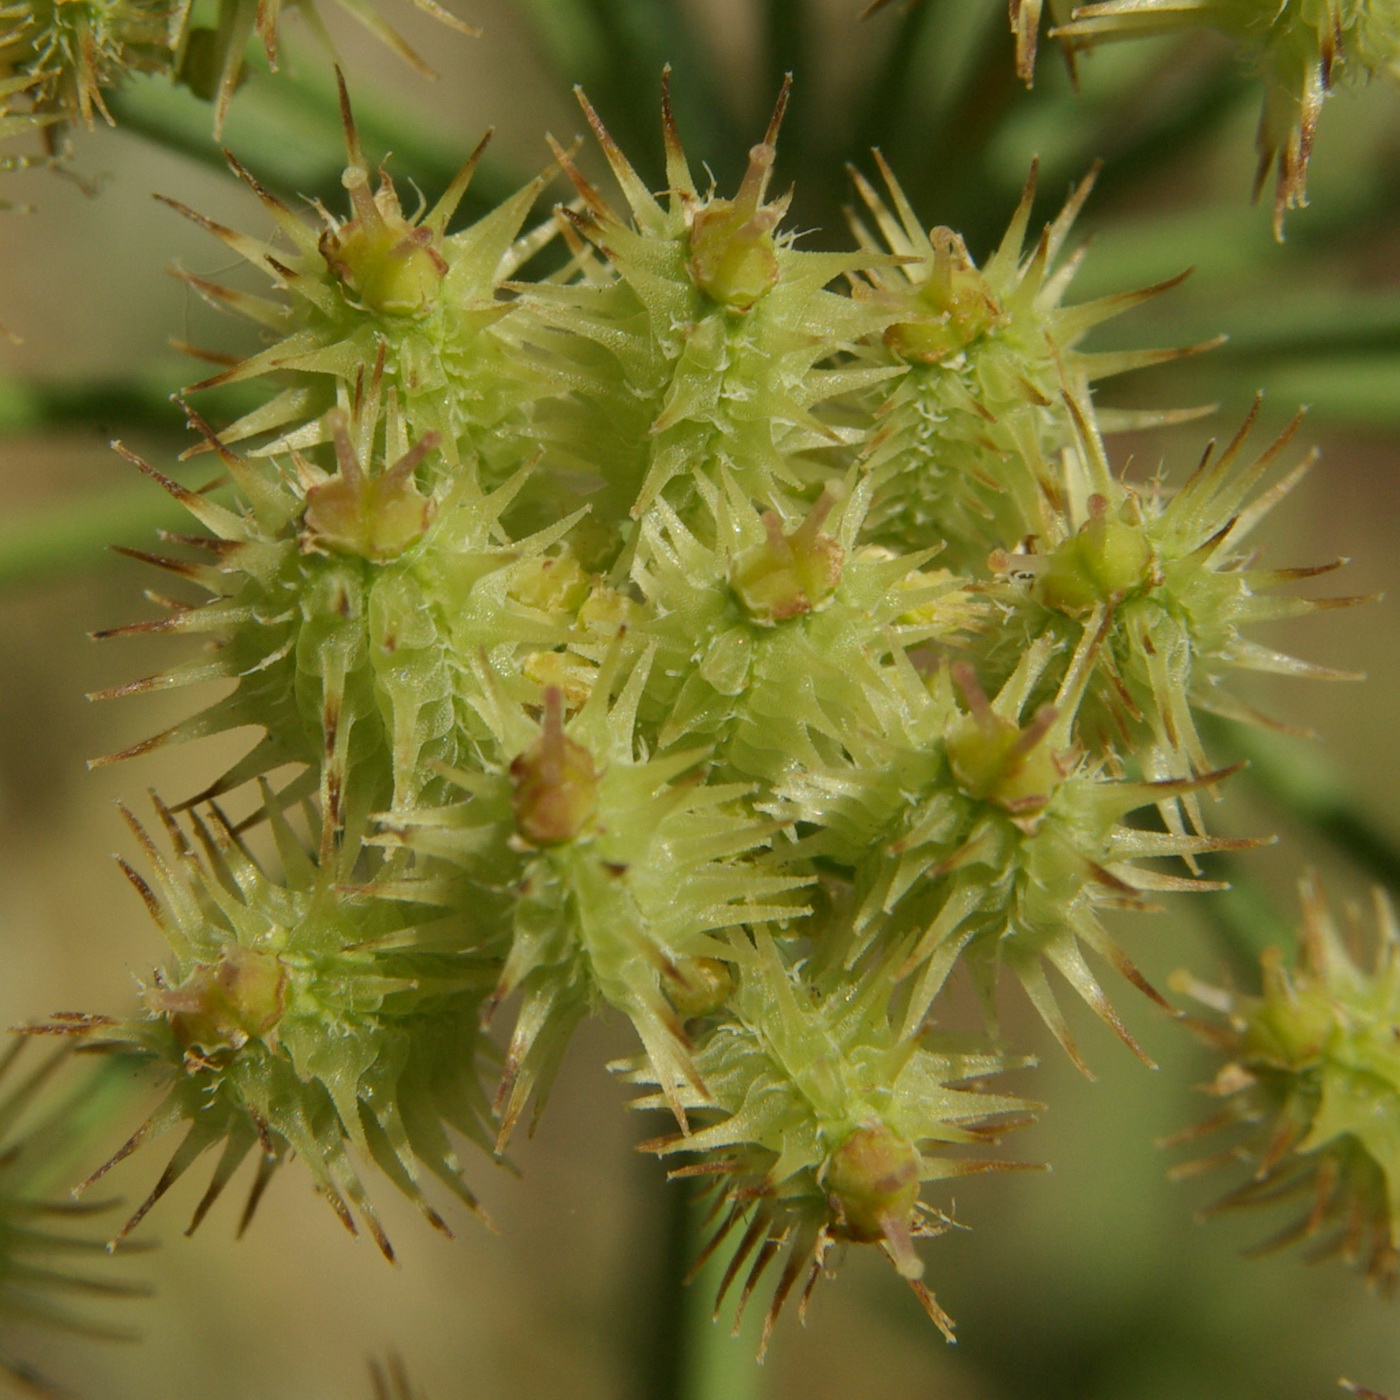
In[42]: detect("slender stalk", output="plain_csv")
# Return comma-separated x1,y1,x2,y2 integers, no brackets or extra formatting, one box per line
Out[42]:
646,1177,765,1400
0,373,245,436
108,63,523,217
0,485,186,591
1199,862,1294,983
1204,717,1400,893
514,0,740,189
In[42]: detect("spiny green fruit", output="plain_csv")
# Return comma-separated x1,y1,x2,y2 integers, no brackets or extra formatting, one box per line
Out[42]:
784,644,1247,1071
0,0,475,142
846,154,1207,566
1050,0,1400,235
381,675,809,1145
522,74,894,550
630,930,1035,1355
92,386,580,825
981,399,1365,816
171,77,549,485
48,793,496,1259
0,0,178,130
0,1040,148,1395
628,474,974,779
1172,875,1400,1289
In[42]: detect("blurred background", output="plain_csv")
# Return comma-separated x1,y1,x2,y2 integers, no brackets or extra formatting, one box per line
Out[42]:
1,1,1399,1397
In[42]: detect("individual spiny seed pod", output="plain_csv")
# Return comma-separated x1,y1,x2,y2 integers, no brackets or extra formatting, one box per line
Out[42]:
168,75,551,486
0,0,474,145
185,0,478,138
630,929,1035,1356
781,644,1254,1071
0,1039,149,1395
0,0,180,133
521,72,895,549
630,473,975,782
380,669,810,1146
1171,875,1400,1289
91,381,579,828
845,153,1210,566
37,793,497,1259
980,397,1366,826
1050,0,1400,236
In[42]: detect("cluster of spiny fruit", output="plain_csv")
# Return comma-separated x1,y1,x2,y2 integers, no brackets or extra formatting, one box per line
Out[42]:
11,57,1381,1354
0,0,476,162
999,0,1400,236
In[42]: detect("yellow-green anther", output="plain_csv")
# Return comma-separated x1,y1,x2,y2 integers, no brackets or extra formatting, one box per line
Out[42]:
687,141,782,310
301,415,436,562
666,956,735,1020
317,92,457,317
884,228,1004,364
145,944,287,1060
509,688,602,846
1039,493,1154,615
824,1122,924,1276
946,663,1063,816
731,485,845,624
320,160,449,315
1243,947,1342,1068
508,553,594,614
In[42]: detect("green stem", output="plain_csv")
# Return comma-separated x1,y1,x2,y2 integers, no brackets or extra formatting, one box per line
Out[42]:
0,373,252,436
0,483,186,591
852,0,941,159
108,62,524,216
646,1178,765,1400
1199,862,1294,983
1203,717,1400,893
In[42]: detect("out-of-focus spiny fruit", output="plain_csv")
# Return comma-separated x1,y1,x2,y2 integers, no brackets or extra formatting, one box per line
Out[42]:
846,153,1208,566
0,0,178,132
1172,875,1400,1289
522,74,893,548
630,930,1035,1355
1050,0,1400,235
0,0,475,142
170,76,550,485
0,1039,148,1395
43,794,496,1259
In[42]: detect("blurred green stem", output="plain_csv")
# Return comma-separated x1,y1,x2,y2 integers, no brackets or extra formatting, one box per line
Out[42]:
1200,863,1293,981
647,1178,764,1400
513,0,739,188
1205,717,1400,892
0,374,196,436
0,485,186,591
108,62,523,215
